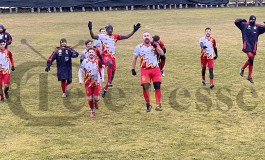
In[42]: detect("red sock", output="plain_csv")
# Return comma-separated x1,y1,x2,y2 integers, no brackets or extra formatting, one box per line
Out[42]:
104,83,109,91
143,89,150,104
242,60,249,70
202,76,206,81
159,60,166,70
155,89,161,105
248,65,253,78
107,66,113,83
88,99,94,110
61,81,66,93
210,78,214,85
0,94,3,99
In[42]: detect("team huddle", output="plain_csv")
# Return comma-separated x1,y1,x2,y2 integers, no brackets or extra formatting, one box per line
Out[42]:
1,15,265,118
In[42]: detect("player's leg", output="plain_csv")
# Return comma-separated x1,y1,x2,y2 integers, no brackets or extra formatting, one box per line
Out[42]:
61,79,67,97
208,59,214,89
0,73,3,101
141,69,152,112
240,52,251,77
85,85,95,117
201,57,207,86
159,55,166,77
151,68,163,111
110,56,116,83
106,58,114,87
100,67,105,82
246,52,255,83
3,73,10,99
93,85,101,110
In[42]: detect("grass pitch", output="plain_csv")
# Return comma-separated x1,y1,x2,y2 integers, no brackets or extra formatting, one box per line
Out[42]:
0,7,265,159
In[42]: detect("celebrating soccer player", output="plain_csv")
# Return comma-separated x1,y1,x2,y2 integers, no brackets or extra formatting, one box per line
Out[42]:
45,38,79,97
0,39,15,101
78,48,102,118
152,35,167,77
88,21,141,98
132,32,164,112
199,27,218,89
235,15,265,83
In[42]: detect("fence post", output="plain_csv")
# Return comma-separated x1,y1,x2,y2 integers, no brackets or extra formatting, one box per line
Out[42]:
82,7,85,12
9,7,12,13
31,8,34,13
53,7,57,12
59,7,63,12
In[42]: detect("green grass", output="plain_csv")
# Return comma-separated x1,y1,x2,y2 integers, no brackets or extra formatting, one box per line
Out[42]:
1,7,265,159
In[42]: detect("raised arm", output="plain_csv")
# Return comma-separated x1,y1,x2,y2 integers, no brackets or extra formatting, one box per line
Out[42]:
88,21,99,40
234,18,247,30
120,23,141,40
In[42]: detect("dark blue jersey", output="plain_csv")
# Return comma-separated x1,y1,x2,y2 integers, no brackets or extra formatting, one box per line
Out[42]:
235,18,265,54
47,46,79,81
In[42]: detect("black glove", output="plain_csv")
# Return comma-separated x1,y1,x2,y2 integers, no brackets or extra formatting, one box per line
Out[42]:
88,21,92,30
214,56,218,60
132,69,136,76
133,23,141,32
151,42,157,48
202,46,207,49
11,66,15,71
45,66,50,72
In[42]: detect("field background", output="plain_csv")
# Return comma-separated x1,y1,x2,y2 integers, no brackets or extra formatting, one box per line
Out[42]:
1,7,265,159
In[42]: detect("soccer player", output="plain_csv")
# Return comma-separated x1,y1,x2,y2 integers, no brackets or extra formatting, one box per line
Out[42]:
80,39,104,82
132,32,164,112
0,24,12,48
93,28,106,82
45,38,79,97
199,27,218,89
152,35,166,77
0,39,15,101
78,48,102,118
235,15,265,83
88,21,141,98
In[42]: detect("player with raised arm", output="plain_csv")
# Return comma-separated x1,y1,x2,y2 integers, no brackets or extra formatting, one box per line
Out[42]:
88,21,141,98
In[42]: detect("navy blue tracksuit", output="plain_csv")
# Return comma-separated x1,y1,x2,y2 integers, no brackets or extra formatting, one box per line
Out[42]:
235,19,265,54
47,46,79,83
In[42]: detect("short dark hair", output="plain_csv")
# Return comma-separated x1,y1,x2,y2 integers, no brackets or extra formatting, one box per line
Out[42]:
0,39,6,44
152,35,160,42
99,28,105,32
85,39,93,45
205,27,211,31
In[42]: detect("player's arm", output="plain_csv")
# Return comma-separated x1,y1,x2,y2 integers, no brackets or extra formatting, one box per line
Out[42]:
152,42,164,56
120,23,141,40
45,48,58,72
69,47,79,58
213,39,218,60
8,51,15,67
5,32,12,46
234,18,247,30
78,61,85,84
258,24,265,35
88,21,99,40
132,54,138,76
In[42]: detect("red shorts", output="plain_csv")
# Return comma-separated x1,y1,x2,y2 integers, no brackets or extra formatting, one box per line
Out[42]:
85,84,101,96
0,72,10,86
103,55,116,71
201,56,214,69
140,67,161,85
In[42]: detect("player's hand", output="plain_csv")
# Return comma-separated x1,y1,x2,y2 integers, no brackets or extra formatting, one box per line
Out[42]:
79,81,83,85
203,46,207,49
11,66,15,71
133,23,141,32
45,66,50,72
102,65,105,68
88,21,92,30
132,69,136,76
214,56,218,60
151,42,157,48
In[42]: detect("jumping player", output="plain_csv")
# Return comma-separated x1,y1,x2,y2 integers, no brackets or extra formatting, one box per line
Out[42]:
45,38,79,97
199,27,218,89
78,48,102,118
132,32,164,112
88,21,141,98
235,15,265,83
0,39,15,101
